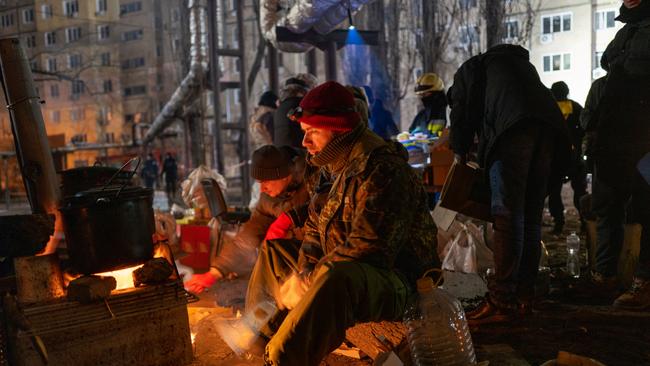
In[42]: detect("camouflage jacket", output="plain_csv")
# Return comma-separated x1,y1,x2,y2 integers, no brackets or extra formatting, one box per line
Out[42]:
299,130,440,286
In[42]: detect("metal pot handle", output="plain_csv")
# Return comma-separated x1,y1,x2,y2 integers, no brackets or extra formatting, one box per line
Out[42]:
101,157,141,199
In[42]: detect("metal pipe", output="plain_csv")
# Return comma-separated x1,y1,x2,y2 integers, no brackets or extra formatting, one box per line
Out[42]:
307,49,318,76
208,0,224,172
236,0,251,205
267,44,279,95
0,38,60,216
325,41,337,81
144,0,209,144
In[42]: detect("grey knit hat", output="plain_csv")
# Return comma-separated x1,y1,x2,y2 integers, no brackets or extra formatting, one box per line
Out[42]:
250,145,292,181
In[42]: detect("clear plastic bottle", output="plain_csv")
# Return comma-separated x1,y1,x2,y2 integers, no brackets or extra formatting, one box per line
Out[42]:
566,231,581,278
404,275,476,366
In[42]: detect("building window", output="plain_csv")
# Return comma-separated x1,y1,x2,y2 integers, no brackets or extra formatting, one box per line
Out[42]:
542,13,572,35
63,0,79,17
543,53,571,72
97,25,110,40
42,4,52,19
68,54,82,69
123,85,146,96
25,35,36,48
1,13,14,28
504,19,519,40
51,110,60,123
47,57,57,72
50,84,59,98
121,29,143,42
65,27,82,43
70,108,84,122
23,8,34,23
459,25,479,46
121,57,145,69
71,80,84,95
30,60,38,71
172,8,180,22
595,10,616,30
45,31,56,46
103,79,112,93
100,52,110,66
120,2,142,15
594,51,604,70
96,0,107,14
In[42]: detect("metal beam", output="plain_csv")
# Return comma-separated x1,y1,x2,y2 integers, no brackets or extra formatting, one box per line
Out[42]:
208,0,224,172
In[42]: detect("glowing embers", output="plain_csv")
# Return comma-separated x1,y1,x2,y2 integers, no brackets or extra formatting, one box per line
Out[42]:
95,264,144,291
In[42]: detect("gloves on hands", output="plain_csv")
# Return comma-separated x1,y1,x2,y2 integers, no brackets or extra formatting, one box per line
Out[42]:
265,212,293,241
184,272,217,294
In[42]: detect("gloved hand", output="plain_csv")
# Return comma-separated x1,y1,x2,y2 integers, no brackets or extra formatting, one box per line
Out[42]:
265,212,293,240
184,272,217,294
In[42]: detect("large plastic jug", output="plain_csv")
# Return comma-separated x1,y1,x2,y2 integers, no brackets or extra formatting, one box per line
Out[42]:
404,270,476,366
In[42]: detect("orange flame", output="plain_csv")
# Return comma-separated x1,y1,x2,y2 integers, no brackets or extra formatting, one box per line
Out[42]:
95,265,143,290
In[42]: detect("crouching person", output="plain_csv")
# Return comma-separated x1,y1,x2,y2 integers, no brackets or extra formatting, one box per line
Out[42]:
184,145,310,293
243,81,440,366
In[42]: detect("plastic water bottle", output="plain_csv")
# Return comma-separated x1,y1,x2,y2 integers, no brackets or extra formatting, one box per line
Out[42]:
566,232,581,278
404,275,476,366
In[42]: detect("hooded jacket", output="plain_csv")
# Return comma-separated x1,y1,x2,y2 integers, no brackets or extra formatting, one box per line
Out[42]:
211,158,310,277
591,6,650,184
448,44,569,168
298,129,440,286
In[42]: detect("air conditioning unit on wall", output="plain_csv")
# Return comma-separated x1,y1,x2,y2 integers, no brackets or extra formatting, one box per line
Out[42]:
540,33,553,44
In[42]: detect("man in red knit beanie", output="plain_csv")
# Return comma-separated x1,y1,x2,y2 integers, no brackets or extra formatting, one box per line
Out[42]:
237,81,440,366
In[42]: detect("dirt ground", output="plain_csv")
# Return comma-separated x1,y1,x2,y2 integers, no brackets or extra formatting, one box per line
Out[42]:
186,184,650,366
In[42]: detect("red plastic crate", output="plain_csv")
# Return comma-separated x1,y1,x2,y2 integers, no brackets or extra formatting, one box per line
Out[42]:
179,224,211,270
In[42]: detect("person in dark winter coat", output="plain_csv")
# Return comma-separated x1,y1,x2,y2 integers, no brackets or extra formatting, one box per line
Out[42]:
370,99,399,140
243,81,439,365
273,74,317,148
184,146,310,294
448,44,570,325
409,73,447,135
141,153,159,189
547,81,587,235
250,91,278,148
162,153,178,203
582,0,650,310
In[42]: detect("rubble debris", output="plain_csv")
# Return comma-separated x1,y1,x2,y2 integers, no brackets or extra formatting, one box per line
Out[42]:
132,258,174,287
67,275,116,303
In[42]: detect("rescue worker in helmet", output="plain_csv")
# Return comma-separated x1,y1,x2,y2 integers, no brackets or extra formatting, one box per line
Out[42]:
409,73,448,136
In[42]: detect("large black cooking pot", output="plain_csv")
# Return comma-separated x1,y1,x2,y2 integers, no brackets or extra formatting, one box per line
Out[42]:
59,159,155,274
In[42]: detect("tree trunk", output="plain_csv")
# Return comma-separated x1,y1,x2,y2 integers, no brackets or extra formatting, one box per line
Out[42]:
484,0,505,48
421,0,437,72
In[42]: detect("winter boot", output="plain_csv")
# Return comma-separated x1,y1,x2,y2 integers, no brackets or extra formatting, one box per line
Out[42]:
613,278,650,311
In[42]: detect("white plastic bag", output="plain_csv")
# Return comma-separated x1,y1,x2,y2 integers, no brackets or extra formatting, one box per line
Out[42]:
441,222,494,274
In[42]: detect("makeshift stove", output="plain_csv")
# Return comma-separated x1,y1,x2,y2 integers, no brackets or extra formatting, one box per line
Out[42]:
3,256,197,366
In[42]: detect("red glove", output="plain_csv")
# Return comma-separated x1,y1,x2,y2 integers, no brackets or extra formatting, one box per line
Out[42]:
265,212,293,240
184,272,217,294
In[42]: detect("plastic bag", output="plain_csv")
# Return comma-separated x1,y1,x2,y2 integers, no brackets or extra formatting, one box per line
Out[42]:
441,222,494,274
180,165,227,209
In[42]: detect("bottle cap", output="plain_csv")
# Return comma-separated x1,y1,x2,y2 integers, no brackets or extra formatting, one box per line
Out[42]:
416,276,435,293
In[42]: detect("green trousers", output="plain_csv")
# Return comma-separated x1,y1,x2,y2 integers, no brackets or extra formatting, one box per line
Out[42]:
245,239,410,366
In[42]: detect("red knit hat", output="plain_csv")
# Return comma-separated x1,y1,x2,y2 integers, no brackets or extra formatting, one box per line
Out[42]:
294,81,361,132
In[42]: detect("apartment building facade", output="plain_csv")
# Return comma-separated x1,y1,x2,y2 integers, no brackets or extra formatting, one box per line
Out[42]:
509,0,622,104
0,0,185,169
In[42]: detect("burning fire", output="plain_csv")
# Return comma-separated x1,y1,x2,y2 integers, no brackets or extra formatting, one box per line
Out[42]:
95,265,144,290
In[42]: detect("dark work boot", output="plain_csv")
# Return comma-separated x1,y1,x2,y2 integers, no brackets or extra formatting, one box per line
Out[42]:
467,298,516,326
613,278,650,311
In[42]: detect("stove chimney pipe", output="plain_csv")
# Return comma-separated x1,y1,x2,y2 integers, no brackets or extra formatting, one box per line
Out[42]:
0,38,62,252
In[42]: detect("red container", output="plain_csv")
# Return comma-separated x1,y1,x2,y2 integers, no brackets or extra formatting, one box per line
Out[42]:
179,225,211,269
